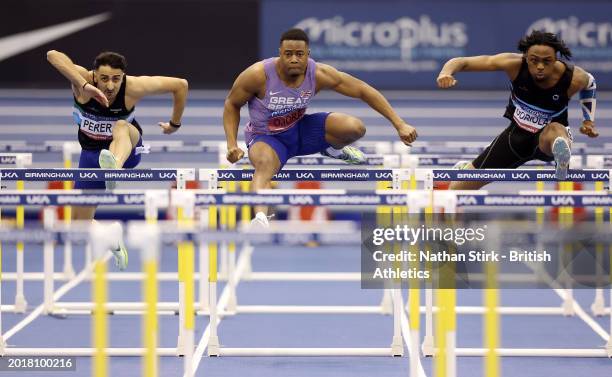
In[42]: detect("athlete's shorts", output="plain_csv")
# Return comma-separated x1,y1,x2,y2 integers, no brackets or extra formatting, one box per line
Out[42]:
74,137,144,189
472,121,572,169
245,112,331,168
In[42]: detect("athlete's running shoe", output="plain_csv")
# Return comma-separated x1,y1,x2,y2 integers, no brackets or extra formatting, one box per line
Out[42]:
250,212,273,229
321,146,366,165
552,137,571,181
98,149,118,190
452,160,470,170
109,222,128,270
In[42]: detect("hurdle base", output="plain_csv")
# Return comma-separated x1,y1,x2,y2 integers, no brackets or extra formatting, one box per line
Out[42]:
53,301,198,313
63,266,76,280
0,348,177,356
247,272,359,281
216,347,395,357
590,298,606,317
177,334,185,357
208,336,220,357
423,306,568,315
421,336,434,357
0,305,16,313
13,295,27,313
562,298,576,316
230,305,384,314
455,348,610,357
46,307,68,318
390,336,404,357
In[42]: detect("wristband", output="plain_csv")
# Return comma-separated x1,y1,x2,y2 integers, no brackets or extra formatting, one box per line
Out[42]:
169,120,181,128
82,82,89,90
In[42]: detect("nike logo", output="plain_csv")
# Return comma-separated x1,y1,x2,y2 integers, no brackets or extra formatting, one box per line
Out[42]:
269,91,283,96
0,12,112,62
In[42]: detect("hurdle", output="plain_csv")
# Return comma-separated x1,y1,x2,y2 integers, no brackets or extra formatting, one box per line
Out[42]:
0,153,32,316
195,168,612,313
177,183,612,360
0,224,179,377
59,142,81,280
152,189,453,360
198,165,412,317
0,186,609,377
172,190,611,368
0,154,33,313
416,190,612,360
0,168,194,313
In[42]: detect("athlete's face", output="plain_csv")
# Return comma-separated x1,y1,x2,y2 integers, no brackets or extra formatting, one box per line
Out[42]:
94,65,125,102
525,45,557,82
278,40,309,78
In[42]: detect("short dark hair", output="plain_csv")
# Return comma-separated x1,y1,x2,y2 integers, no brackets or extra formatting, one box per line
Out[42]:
93,51,127,71
280,28,309,46
518,30,572,60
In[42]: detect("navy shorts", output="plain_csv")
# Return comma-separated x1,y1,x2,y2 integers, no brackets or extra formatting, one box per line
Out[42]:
472,121,572,169
74,137,143,189
246,112,331,168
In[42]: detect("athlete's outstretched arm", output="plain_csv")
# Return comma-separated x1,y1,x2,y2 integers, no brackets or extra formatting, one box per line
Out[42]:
570,66,598,138
437,53,522,88
223,63,265,162
46,50,109,107
316,63,417,145
128,76,189,134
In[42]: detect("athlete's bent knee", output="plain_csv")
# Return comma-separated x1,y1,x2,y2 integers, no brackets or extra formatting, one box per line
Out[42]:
347,118,366,140
112,120,130,137
250,151,277,170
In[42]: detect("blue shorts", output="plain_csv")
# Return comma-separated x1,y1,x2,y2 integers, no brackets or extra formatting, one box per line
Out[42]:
74,137,143,189
246,112,331,168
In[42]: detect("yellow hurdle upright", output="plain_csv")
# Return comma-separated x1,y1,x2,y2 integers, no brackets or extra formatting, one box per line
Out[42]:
207,205,221,356
93,260,107,377
484,258,500,377
90,225,110,377
143,213,159,377
15,179,26,312
177,199,195,371
62,148,75,277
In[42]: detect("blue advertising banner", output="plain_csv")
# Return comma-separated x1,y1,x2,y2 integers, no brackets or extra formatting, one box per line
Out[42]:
260,0,612,89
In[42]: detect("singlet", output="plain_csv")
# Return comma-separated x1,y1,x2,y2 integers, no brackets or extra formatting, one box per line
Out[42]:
73,77,142,150
245,57,316,135
503,58,574,133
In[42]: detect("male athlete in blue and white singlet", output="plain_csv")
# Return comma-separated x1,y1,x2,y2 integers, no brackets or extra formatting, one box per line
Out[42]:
437,30,598,189
47,50,188,269
223,28,418,226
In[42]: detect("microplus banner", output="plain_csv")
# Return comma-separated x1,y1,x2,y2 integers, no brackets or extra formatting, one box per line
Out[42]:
260,0,612,89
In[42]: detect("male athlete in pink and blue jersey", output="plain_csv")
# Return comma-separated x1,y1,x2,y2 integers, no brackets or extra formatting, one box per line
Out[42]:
223,28,418,226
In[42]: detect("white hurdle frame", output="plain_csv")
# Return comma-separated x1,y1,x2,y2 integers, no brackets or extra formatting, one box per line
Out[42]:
173,189,446,357
198,158,412,319
42,169,196,316
419,190,612,359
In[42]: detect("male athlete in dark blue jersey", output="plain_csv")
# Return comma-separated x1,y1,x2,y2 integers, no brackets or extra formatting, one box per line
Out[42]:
47,50,188,268
437,30,598,189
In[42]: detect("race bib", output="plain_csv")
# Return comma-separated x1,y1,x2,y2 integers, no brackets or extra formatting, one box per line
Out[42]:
267,108,306,133
512,105,552,133
73,106,134,140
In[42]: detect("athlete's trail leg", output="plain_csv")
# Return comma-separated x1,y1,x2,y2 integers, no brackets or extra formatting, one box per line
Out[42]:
248,142,281,216
109,120,141,168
